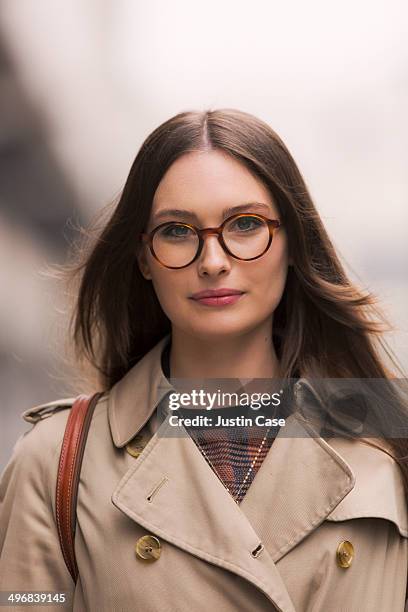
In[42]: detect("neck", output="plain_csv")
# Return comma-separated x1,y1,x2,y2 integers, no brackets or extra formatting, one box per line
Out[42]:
169,321,280,380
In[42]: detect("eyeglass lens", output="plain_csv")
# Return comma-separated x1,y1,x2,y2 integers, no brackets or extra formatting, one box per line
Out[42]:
152,215,271,268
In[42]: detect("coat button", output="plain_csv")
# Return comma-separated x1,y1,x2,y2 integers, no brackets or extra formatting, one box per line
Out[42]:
336,540,354,568
126,432,147,458
135,535,161,561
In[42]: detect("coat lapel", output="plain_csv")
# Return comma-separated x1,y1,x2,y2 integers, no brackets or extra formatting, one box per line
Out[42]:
239,414,355,562
108,337,355,611
108,334,174,447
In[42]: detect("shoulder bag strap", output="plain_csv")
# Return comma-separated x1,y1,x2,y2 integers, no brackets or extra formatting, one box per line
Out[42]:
55,392,103,584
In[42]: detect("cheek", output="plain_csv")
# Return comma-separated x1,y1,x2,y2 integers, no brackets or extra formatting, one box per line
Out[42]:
250,250,288,317
251,240,289,302
149,267,186,317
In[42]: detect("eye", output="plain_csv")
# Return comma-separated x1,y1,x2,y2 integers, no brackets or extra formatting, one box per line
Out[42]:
160,223,194,239
229,216,263,232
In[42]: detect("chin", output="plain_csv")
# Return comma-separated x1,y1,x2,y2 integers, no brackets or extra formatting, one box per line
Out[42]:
182,318,256,341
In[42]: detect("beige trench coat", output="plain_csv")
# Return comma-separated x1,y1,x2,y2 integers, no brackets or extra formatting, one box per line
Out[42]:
1,335,408,611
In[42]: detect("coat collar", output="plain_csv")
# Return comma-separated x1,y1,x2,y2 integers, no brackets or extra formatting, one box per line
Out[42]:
108,333,174,447
108,336,357,611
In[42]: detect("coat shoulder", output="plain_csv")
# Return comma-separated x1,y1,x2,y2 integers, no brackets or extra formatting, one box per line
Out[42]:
21,397,77,424
7,399,78,472
17,393,109,461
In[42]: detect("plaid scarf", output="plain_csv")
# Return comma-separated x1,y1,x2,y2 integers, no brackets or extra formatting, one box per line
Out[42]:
187,420,276,504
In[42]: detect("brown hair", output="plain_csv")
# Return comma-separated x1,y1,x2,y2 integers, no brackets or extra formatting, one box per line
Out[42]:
62,108,408,491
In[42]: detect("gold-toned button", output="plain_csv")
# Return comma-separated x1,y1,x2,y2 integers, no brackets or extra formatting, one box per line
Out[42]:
126,432,148,458
135,535,161,561
336,540,354,568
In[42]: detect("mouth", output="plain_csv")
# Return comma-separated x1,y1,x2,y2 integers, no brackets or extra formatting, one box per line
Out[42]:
189,288,245,307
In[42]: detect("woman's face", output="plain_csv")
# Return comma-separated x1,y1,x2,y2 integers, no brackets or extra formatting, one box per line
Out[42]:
137,150,290,341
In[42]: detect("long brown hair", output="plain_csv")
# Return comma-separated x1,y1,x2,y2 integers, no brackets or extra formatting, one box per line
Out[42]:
62,108,408,492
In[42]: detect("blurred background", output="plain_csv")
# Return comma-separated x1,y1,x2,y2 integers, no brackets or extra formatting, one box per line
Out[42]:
0,0,407,471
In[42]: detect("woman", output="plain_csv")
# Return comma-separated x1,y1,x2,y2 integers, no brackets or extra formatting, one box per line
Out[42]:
1,108,407,611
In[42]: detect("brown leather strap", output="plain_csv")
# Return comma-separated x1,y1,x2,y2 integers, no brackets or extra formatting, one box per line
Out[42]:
56,392,103,584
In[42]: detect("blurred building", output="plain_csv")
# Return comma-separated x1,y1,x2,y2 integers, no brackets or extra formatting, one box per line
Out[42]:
0,38,86,469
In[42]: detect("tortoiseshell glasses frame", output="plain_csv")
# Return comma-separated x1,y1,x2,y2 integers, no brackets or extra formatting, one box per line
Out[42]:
140,213,282,269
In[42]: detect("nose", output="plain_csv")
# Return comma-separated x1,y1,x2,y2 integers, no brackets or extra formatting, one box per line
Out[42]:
197,234,231,277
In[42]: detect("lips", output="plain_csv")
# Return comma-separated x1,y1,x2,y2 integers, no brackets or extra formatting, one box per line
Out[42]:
190,288,244,300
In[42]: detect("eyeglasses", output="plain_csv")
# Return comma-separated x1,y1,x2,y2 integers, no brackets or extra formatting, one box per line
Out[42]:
140,213,282,269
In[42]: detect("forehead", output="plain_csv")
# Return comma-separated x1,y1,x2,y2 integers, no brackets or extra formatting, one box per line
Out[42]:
151,150,278,221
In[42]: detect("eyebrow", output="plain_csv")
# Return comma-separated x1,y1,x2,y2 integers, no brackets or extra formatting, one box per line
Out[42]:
152,202,272,223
